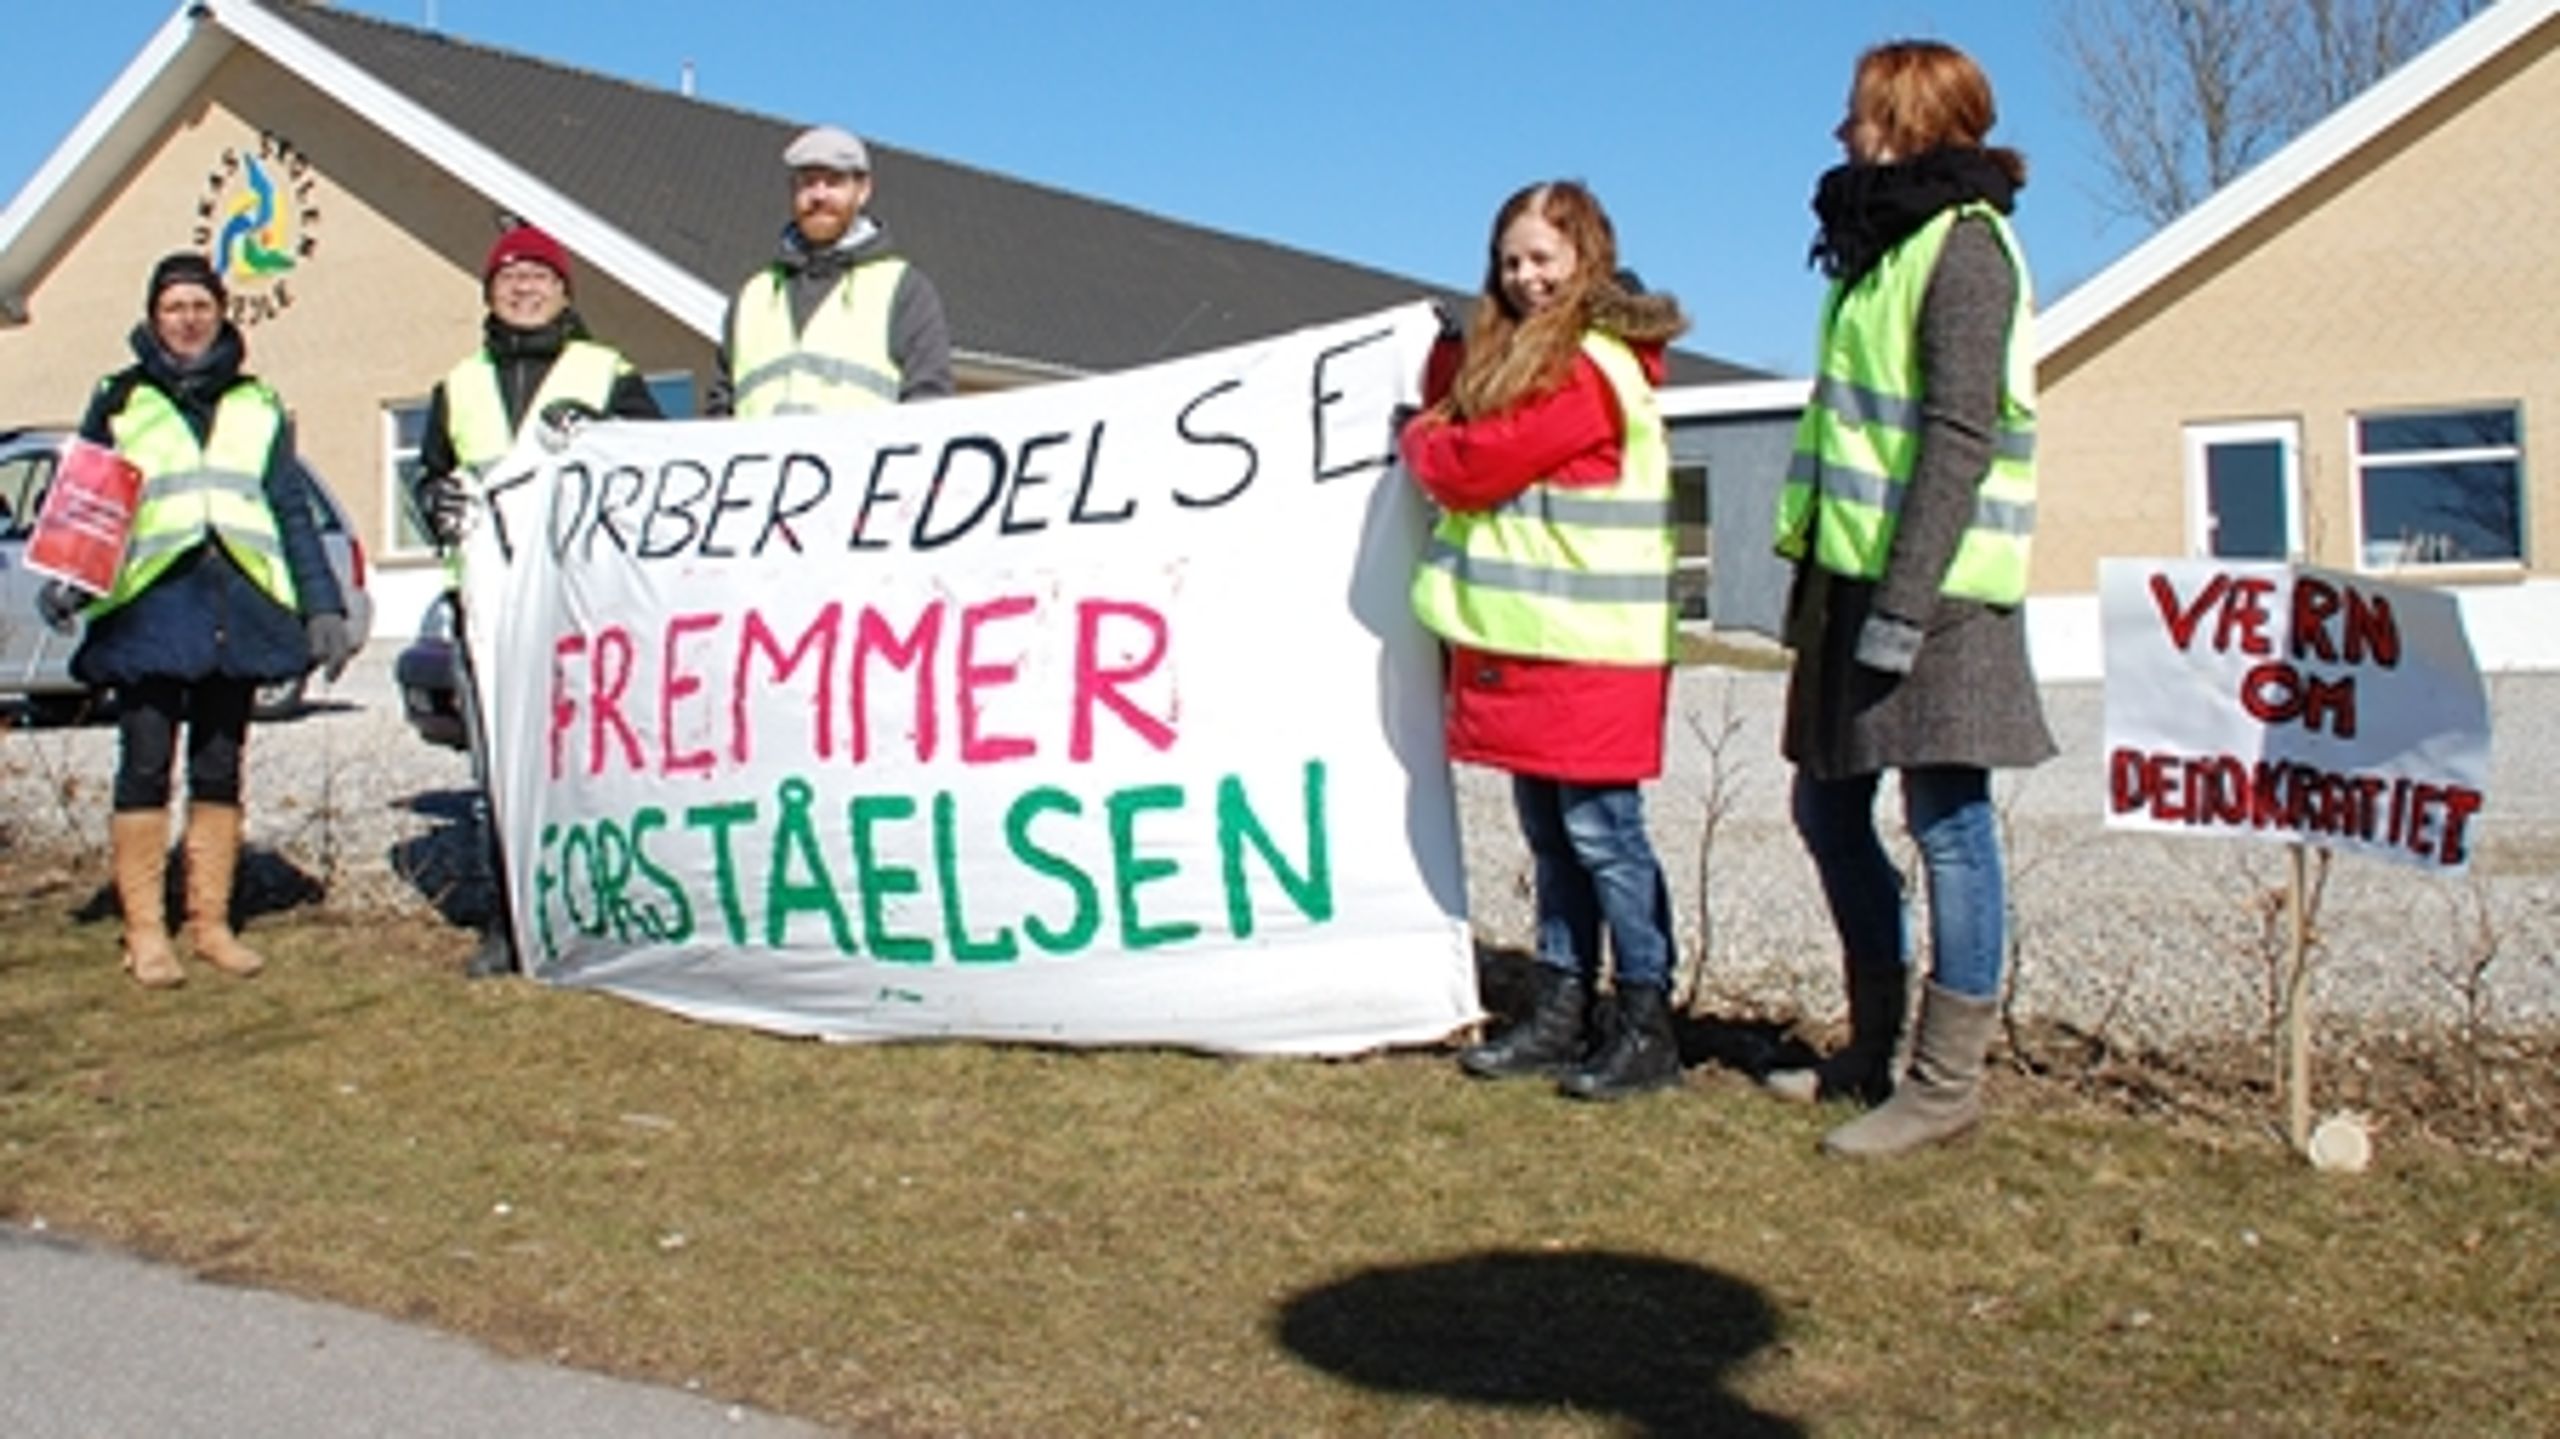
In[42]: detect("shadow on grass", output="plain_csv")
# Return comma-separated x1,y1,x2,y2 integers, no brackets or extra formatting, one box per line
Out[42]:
67,843,326,926
385,786,496,928
257,695,363,725
1275,1249,1804,1438
1473,944,1805,1081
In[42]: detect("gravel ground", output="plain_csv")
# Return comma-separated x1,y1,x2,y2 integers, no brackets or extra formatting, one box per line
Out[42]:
5,651,2554,1046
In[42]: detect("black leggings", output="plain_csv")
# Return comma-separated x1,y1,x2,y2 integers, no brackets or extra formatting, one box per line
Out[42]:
113,677,255,811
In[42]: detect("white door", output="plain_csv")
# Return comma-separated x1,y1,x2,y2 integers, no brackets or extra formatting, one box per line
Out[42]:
2183,420,2302,560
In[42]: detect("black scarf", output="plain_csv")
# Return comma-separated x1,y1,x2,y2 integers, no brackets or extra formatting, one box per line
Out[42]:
481,308,587,362
125,320,248,437
1809,148,2019,288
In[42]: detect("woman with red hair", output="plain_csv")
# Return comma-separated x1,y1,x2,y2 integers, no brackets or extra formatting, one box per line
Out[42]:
1768,41,2056,1156
1402,181,1691,1101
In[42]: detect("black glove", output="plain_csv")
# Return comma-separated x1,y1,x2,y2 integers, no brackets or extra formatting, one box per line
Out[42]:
537,398,603,453
1428,300,1463,341
423,473,471,547
306,612,355,682
36,579,90,636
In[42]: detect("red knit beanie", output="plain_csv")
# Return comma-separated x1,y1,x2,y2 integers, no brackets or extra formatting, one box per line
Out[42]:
483,225,573,293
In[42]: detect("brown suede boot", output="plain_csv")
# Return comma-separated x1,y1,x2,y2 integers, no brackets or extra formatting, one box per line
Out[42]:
1822,981,1996,1159
182,802,264,978
111,810,183,989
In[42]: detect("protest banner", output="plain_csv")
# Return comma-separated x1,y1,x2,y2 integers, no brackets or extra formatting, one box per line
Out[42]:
456,303,1478,1054
2100,557,2491,873
24,437,143,594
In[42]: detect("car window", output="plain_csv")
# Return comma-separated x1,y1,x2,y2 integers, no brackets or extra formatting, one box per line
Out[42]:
292,459,347,534
0,444,59,540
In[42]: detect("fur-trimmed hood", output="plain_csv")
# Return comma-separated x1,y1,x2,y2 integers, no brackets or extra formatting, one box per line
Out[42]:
1587,283,1689,349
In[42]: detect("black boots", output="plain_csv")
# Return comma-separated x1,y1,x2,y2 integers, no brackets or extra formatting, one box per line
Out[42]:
1460,971,1684,1099
463,928,516,979
1763,963,1909,1106
1459,968,1590,1079
1559,984,1683,1100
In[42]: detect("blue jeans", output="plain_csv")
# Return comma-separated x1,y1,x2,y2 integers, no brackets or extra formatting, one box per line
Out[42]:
1513,777,1674,993
1790,766,2006,1000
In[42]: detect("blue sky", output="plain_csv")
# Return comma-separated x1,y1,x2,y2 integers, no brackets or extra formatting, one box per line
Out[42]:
8,1,2160,376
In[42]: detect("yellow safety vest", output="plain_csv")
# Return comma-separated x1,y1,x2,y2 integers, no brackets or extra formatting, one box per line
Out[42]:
442,339,629,474
728,257,906,417
1773,203,2038,605
436,339,629,585
1410,331,1675,665
95,381,294,616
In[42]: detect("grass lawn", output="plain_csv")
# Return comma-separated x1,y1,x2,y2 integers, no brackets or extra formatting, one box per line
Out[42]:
2,888,2552,1437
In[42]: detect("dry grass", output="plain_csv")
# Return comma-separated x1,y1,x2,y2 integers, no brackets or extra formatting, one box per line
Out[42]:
2,886,2554,1437
1676,628,1791,672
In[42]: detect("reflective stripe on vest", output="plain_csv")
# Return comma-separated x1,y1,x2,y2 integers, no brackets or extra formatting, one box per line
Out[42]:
729,257,906,418
1772,203,2038,605
442,340,628,474
1409,331,1675,665
96,382,294,615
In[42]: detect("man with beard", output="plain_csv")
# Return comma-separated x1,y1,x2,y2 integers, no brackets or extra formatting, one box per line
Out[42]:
708,124,954,416
416,223,663,978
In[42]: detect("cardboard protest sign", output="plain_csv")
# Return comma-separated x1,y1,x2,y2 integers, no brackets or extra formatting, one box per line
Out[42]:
457,304,1479,1053
25,438,144,594
2100,558,2490,871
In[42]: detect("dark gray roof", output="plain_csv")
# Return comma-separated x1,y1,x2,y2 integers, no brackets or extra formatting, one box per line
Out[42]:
264,1,1756,383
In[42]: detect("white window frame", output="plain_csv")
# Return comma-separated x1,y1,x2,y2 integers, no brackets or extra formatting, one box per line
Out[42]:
1670,460,1710,623
2349,402,2526,573
381,399,436,562
2182,419,2303,560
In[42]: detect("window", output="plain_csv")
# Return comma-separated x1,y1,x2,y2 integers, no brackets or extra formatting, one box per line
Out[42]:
0,443,57,539
1672,462,1710,621
383,401,435,559
2183,420,2300,560
2354,405,2524,570
646,370,696,419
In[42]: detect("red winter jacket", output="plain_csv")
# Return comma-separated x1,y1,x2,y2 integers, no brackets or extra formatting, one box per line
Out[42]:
1400,337,1671,784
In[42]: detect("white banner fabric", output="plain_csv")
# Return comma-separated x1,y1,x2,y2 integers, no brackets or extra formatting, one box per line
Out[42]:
456,304,1479,1053
2099,557,2491,872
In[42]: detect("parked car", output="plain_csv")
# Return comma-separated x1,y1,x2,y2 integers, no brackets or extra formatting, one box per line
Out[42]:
395,591,467,750
0,426,375,722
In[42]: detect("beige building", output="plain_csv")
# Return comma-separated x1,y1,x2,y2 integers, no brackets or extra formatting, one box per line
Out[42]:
0,77,709,632
1659,0,2560,676
2027,0,2560,677
2,1,1753,640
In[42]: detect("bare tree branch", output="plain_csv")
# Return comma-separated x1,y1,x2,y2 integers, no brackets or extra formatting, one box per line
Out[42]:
2059,0,2479,227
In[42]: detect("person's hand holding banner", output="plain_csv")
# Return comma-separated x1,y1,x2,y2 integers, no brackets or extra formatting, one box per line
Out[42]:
537,398,601,453
423,474,471,547
25,438,143,596
36,579,89,636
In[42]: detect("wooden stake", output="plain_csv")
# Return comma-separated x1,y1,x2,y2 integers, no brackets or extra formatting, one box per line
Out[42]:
2284,842,2313,1154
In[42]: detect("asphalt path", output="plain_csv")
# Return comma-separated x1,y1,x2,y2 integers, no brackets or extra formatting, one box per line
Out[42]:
0,1223,835,1438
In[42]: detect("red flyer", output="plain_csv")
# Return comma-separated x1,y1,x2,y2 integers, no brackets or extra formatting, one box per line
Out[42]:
25,438,143,595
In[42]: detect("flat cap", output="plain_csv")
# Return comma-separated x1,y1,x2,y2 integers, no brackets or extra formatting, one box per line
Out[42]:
783,125,870,174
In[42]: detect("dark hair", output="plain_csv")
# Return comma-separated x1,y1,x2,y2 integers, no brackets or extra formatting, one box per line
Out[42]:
145,250,226,315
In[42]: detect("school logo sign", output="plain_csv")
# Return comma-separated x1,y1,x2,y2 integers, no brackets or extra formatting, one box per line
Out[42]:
189,131,322,328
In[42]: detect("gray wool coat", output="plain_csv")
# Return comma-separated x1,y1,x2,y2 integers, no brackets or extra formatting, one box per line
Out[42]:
1781,215,2058,779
